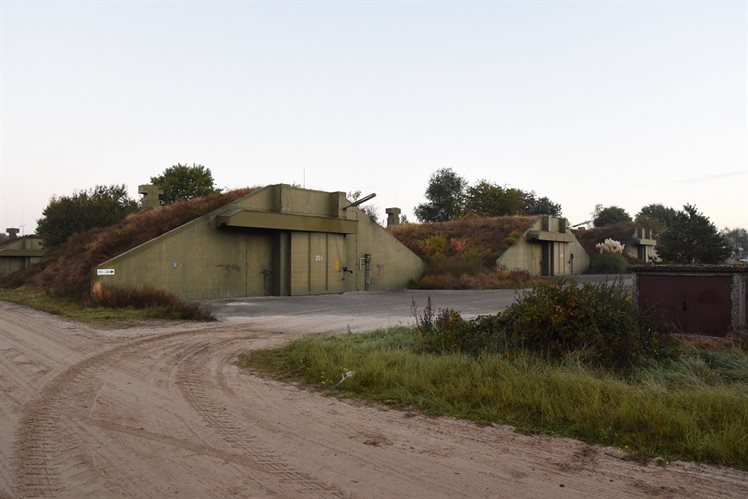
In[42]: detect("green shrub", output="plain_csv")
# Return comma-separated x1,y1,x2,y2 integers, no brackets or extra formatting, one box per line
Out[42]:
414,281,677,369
413,297,506,354
418,233,449,256
499,281,676,367
413,296,469,353
589,252,628,274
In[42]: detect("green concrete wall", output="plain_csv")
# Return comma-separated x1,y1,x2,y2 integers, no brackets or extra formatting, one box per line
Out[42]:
0,257,29,277
92,185,424,299
498,219,590,276
352,209,424,291
0,238,45,278
92,215,275,300
498,227,543,275
567,234,591,274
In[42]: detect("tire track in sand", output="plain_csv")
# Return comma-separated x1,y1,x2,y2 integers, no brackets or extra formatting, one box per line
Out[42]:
175,338,346,498
13,327,345,498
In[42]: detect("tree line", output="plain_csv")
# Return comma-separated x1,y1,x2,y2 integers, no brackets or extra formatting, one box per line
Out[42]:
414,168,735,265
36,164,216,248
589,203,731,264
32,163,740,266
414,168,562,222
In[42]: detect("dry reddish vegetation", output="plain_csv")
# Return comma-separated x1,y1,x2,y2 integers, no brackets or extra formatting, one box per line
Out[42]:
389,216,538,289
16,188,257,298
390,216,539,265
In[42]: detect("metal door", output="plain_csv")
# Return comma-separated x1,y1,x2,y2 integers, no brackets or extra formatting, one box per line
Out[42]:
637,274,732,335
245,233,273,296
326,234,345,293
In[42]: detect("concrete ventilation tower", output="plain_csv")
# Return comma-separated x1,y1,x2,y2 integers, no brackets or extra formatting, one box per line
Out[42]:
138,185,164,209
386,208,401,227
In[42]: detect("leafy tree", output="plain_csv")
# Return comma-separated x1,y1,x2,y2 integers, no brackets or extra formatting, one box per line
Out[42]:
463,181,563,218
150,163,218,205
637,204,678,231
634,215,667,236
720,227,748,259
417,170,562,221
523,192,562,217
414,168,467,222
36,185,138,248
593,206,632,227
658,204,730,264
464,180,524,216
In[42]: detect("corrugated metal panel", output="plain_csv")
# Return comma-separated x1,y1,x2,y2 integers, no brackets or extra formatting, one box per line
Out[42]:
290,232,338,295
637,274,732,336
327,234,345,293
555,242,567,275
309,233,327,293
290,232,310,295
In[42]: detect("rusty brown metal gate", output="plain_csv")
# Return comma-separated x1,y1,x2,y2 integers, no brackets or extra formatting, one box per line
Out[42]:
637,274,732,336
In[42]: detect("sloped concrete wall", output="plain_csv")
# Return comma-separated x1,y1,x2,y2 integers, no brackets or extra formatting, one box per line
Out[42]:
92,185,423,299
498,219,590,276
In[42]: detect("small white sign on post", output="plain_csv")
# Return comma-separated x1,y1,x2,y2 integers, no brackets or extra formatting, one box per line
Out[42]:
97,269,115,276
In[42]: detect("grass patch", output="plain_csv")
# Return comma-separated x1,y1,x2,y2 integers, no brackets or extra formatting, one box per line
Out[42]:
0,287,215,325
239,327,748,470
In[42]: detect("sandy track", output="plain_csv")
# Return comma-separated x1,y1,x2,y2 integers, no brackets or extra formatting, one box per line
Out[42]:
1,301,747,498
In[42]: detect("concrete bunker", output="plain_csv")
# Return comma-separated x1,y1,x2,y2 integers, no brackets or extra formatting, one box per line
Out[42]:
0,230,46,278
92,185,424,300
498,216,590,277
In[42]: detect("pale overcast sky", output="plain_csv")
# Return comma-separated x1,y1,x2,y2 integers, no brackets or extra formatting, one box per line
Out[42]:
1,0,746,234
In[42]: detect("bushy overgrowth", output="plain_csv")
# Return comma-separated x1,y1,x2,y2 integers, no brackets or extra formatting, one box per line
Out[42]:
36,184,138,248
390,217,538,289
88,284,215,321
150,163,218,204
415,269,531,290
23,188,257,297
414,281,676,368
500,280,676,367
589,252,628,274
414,307,505,356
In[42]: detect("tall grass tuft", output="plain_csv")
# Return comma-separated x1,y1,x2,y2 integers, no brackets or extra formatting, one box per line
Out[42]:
0,286,215,323
87,284,215,321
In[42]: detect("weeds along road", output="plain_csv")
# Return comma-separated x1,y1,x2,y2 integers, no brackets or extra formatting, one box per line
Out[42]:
1,296,747,499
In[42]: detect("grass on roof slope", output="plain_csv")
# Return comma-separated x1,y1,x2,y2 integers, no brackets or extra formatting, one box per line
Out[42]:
390,216,539,266
5,188,257,298
389,217,540,289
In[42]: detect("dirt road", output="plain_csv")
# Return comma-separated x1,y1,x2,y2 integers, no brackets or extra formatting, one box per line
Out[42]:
1,299,747,498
